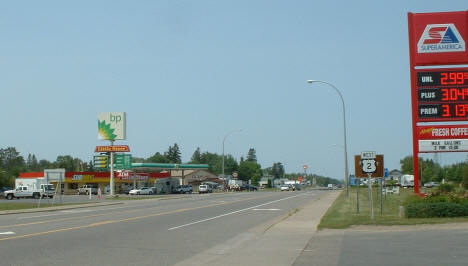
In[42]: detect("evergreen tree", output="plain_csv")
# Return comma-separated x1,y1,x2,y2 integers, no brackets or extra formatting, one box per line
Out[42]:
272,162,284,179
87,160,95,171
246,148,257,162
26,154,33,169
31,154,39,171
166,143,182,163
190,147,202,164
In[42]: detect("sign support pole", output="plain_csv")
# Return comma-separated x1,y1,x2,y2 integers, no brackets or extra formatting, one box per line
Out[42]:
356,181,360,214
380,178,383,215
110,140,115,196
367,174,374,220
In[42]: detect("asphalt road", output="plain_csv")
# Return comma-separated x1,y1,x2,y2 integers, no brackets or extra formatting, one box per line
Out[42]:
0,190,326,266
293,224,468,266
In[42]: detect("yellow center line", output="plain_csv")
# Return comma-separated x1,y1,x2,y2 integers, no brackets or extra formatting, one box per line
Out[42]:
0,193,278,241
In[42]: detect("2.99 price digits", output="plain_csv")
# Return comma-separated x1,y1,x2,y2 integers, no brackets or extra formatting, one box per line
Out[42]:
441,72,468,85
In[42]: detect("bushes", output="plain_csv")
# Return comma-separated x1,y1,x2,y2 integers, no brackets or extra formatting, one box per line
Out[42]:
438,183,455,193
406,202,468,218
405,185,468,218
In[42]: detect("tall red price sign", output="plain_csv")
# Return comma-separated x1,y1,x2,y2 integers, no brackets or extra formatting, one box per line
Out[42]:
408,10,468,194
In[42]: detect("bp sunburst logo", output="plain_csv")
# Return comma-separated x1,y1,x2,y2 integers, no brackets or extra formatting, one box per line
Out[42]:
98,120,117,140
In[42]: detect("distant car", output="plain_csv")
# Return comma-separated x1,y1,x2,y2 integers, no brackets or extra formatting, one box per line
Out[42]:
174,185,192,194
0,187,12,193
123,187,133,194
198,184,212,194
424,182,439,188
280,185,290,191
241,184,258,191
77,185,98,195
0,187,13,198
129,187,153,195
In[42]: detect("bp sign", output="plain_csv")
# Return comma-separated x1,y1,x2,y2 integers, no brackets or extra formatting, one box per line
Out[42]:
98,112,127,140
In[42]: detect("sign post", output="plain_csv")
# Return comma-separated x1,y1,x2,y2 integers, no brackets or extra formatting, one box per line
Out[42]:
355,152,383,220
380,177,384,215
98,112,127,197
367,173,374,220
356,179,360,214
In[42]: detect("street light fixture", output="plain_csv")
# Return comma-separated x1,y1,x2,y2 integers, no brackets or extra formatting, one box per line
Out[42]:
222,129,243,189
307,80,350,197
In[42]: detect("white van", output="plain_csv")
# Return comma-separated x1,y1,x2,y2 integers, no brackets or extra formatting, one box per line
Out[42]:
199,184,212,194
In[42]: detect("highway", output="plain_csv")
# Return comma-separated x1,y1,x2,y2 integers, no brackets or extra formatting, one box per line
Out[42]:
0,190,327,266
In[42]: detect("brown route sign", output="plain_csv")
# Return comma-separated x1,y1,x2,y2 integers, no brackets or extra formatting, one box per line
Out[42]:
354,154,384,178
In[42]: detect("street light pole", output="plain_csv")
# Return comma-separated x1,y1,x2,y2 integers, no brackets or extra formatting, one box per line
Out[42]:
222,129,242,190
307,80,350,197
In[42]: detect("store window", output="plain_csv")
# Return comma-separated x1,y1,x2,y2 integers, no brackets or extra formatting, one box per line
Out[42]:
69,183,78,190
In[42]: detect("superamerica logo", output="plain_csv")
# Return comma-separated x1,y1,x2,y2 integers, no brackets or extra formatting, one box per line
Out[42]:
418,24,465,53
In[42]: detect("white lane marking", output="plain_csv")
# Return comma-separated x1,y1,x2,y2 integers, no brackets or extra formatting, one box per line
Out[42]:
61,209,93,213
252,208,281,211
168,192,311,231
17,204,154,219
0,231,16,235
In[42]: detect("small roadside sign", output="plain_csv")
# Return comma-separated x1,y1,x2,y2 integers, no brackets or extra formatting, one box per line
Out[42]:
354,154,384,178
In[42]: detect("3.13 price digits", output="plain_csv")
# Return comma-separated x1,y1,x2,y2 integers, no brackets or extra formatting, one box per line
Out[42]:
442,104,468,117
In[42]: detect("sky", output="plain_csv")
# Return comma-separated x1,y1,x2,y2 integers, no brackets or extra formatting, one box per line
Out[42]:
1,0,468,180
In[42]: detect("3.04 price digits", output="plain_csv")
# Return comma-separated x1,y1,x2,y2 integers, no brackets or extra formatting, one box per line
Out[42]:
441,88,468,101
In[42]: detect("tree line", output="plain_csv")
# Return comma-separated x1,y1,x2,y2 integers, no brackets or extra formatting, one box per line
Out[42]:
0,144,341,187
400,155,468,186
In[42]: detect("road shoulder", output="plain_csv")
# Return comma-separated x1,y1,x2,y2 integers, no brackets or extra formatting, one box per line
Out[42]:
174,190,341,266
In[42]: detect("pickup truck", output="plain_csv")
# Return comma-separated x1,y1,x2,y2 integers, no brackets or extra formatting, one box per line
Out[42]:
77,185,98,195
3,185,54,200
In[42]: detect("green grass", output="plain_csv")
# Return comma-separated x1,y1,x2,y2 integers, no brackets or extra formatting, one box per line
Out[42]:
318,186,468,229
0,202,83,211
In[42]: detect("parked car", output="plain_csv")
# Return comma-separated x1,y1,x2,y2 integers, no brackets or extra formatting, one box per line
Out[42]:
198,184,212,194
241,184,258,191
0,187,12,195
424,181,439,188
174,185,193,194
280,185,290,191
122,187,133,195
128,187,153,195
77,185,98,195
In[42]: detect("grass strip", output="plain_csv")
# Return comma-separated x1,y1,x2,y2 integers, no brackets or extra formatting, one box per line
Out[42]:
318,186,468,229
0,202,86,211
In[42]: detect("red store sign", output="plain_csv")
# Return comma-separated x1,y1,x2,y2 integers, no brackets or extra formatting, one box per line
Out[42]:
417,125,468,140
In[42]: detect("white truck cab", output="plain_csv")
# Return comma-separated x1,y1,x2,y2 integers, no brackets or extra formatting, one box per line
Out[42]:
3,186,43,200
